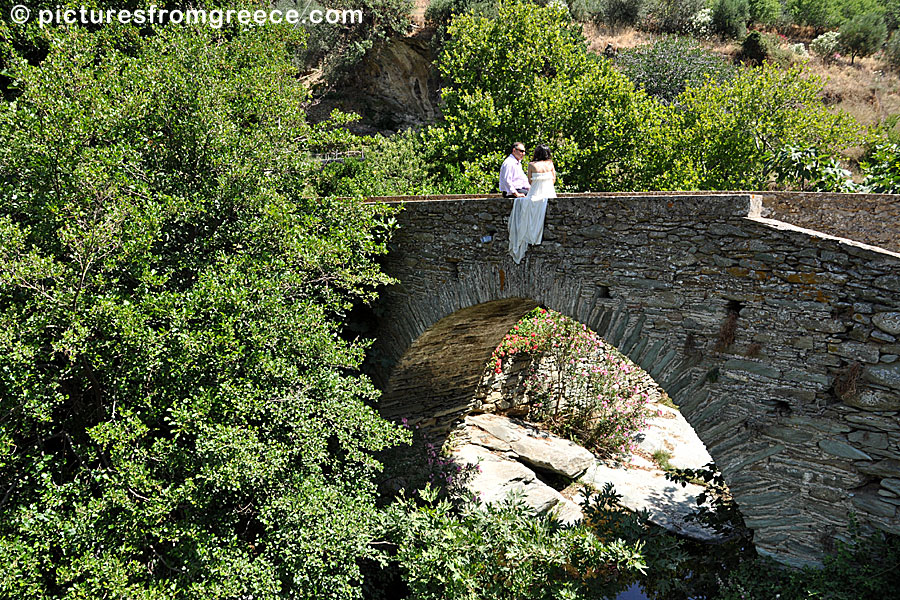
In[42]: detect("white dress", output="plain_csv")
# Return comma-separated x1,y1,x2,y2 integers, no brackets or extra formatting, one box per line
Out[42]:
508,171,556,264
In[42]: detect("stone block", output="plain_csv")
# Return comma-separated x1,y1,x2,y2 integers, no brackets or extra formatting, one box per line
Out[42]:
881,478,900,496
763,425,814,444
845,413,900,432
847,430,889,450
863,363,900,391
818,438,872,461
860,459,900,478
844,389,900,412
850,493,897,518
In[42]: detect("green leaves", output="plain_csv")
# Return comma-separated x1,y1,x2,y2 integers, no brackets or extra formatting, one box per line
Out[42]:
0,18,404,599
380,486,649,600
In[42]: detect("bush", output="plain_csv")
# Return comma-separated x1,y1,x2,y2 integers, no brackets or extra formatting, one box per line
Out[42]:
840,12,888,63
425,0,499,26
764,146,858,191
592,0,647,28
490,308,652,458
315,130,442,196
810,30,843,61
788,0,840,32
645,0,706,33
379,484,676,600
718,524,900,600
616,36,737,102
748,0,782,25
861,142,900,192
675,64,865,189
885,31,900,69
712,0,750,38
0,21,407,599
790,42,810,56
740,31,793,64
298,0,413,81
885,0,900,31
689,8,716,37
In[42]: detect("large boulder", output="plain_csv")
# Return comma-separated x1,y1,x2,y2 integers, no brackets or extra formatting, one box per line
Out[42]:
578,462,722,543
466,413,595,478
452,443,583,523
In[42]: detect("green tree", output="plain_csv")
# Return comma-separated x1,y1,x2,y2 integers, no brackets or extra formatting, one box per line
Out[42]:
711,0,750,39
674,65,865,189
787,0,840,32
840,12,888,64
748,0,781,25
0,20,405,599
427,1,672,191
885,30,900,69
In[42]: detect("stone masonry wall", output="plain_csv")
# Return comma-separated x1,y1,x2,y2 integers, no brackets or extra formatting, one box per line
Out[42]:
758,191,900,254
371,193,900,568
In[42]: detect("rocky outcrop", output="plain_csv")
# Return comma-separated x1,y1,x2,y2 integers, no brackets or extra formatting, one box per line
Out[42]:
453,442,583,524
348,37,439,131
451,412,724,543
466,413,595,478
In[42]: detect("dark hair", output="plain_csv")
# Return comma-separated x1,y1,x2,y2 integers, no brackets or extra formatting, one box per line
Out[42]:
509,142,525,154
532,144,552,162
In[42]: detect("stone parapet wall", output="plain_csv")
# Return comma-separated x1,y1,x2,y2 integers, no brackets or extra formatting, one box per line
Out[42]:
372,193,900,568
368,191,899,255
755,191,898,254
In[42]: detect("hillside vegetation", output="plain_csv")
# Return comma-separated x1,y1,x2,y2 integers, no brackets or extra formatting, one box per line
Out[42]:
1,2,899,599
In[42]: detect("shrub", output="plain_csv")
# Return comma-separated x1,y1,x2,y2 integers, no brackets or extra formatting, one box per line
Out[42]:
885,0,900,31
379,485,671,600
748,0,782,25
593,0,648,28
315,130,442,196
712,0,750,38
616,36,736,102
298,0,413,82
790,41,810,56
764,146,858,191
675,64,865,189
840,12,888,63
490,308,652,458
689,8,716,38
810,30,843,61
425,0,499,26
645,0,706,33
739,30,793,64
788,0,840,32
861,142,900,192
885,31,900,70
717,523,900,600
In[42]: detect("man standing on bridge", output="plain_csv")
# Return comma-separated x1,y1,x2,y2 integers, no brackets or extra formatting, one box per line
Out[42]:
499,142,530,197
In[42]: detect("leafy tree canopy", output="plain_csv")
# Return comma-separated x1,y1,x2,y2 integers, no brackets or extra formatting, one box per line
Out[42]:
0,17,406,599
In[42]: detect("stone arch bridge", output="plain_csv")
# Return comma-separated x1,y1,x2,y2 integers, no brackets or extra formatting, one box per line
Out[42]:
369,192,900,567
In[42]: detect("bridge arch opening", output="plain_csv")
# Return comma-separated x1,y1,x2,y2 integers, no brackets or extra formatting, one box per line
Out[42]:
377,298,742,547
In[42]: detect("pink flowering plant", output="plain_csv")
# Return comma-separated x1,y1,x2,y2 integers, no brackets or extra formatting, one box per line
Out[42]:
490,308,652,459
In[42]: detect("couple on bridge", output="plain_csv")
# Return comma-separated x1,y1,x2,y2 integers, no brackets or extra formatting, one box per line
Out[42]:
500,142,557,264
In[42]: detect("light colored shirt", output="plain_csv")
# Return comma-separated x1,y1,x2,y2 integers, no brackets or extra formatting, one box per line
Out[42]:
499,154,530,194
